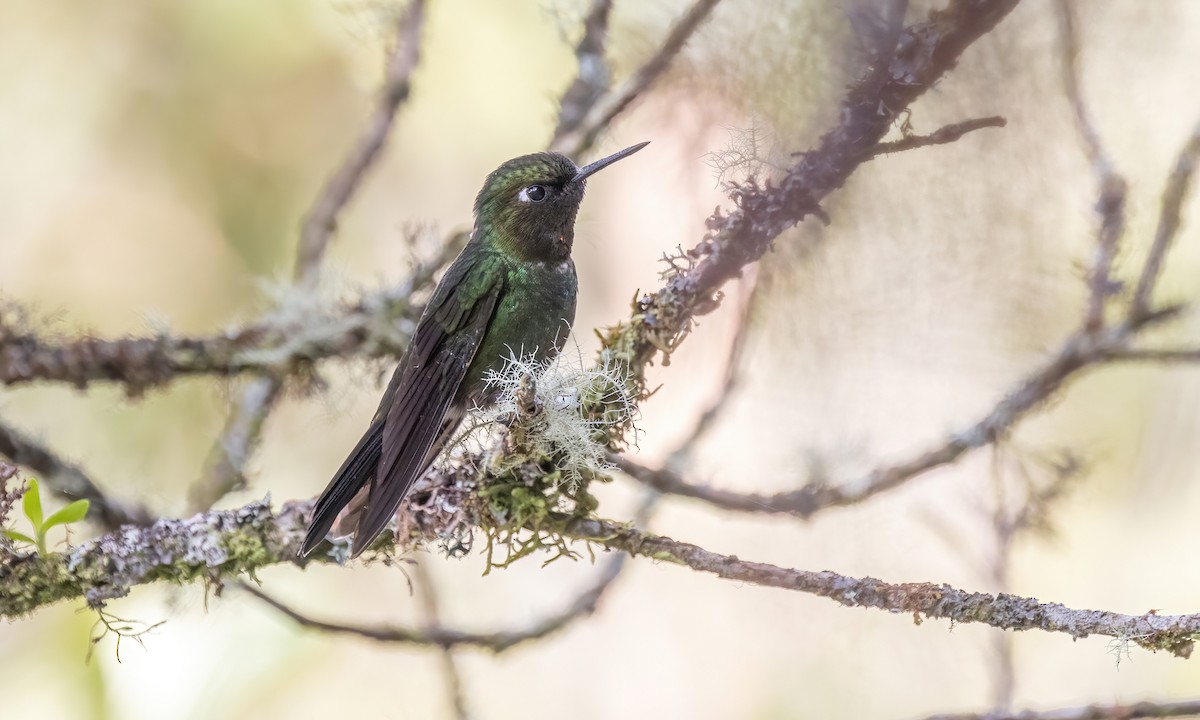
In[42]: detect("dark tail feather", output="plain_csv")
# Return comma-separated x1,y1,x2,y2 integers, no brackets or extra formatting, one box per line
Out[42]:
349,407,464,557
300,419,384,557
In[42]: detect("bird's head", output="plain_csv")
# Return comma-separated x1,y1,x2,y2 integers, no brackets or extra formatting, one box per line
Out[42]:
472,142,648,262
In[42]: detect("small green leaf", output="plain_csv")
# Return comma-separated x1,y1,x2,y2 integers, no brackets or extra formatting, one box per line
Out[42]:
2,529,36,545
44,499,90,529
23,478,43,529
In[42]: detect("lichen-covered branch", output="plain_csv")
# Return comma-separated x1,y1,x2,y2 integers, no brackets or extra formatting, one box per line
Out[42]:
7,496,1197,659
562,517,1200,658
0,240,461,393
0,498,310,619
598,0,1021,389
613,13,1200,519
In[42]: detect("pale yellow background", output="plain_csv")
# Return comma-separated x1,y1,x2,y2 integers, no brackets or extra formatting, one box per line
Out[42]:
2,1,1199,718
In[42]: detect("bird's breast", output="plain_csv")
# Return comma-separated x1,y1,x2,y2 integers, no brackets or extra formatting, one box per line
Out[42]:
463,259,578,398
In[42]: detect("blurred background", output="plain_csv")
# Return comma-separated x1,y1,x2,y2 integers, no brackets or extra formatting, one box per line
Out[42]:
2,0,1200,718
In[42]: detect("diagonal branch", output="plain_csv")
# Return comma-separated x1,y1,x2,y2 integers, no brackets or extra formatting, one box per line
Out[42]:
552,0,615,143
617,311,1181,518
1129,119,1200,322
549,0,723,158
193,2,428,512
294,0,427,288
597,0,1021,395
0,419,151,529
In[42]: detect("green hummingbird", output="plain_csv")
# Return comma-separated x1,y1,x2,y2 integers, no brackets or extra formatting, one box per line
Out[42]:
301,141,649,558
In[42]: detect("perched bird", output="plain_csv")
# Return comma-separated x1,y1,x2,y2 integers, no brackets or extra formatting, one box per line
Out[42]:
301,142,649,558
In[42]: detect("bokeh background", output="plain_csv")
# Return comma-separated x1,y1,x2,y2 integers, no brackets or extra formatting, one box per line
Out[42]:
3,1,1200,718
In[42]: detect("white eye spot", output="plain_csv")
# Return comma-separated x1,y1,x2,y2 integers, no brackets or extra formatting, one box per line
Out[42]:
519,184,547,203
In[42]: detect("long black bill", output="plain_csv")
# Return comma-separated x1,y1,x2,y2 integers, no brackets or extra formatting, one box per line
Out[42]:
573,141,650,182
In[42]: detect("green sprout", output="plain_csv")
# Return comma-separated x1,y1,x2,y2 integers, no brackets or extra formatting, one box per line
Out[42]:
1,478,90,555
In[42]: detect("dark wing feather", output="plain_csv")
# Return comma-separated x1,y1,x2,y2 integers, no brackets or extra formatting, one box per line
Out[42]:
349,255,504,556
299,417,383,556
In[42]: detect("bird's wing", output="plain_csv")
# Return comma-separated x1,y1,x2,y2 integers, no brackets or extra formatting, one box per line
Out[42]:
300,415,384,557
350,252,504,556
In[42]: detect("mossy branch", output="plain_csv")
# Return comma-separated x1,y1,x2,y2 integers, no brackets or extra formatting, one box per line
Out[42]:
5,494,1198,660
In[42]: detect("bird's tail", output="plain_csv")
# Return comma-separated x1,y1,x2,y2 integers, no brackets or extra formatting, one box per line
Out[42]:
299,418,384,557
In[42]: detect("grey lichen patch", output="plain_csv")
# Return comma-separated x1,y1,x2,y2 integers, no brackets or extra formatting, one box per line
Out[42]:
478,353,637,489
0,497,308,620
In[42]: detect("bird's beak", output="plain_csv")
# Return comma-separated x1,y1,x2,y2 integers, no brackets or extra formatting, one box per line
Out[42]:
573,141,650,183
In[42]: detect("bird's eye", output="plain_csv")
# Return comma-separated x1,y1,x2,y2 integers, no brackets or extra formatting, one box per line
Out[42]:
523,184,547,203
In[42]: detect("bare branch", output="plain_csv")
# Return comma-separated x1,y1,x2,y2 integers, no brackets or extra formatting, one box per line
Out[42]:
190,379,282,512
664,271,758,468
1055,0,1114,179
1055,0,1126,332
294,0,427,288
549,0,723,158
239,549,628,653
914,698,1200,720
1129,119,1200,321
196,1,428,514
412,558,472,720
867,116,1007,157
0,419,151,529
1105,347,1200,364
552,0,615,142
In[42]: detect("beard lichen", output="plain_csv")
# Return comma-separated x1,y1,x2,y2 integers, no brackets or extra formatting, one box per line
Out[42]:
466,351,636,571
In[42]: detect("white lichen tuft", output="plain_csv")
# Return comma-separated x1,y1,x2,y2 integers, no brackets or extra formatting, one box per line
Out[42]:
475,350,637,489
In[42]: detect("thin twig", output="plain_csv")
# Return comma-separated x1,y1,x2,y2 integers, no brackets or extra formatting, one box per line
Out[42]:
412,558,472,720
1055,0,1125,332
552,0,615,143
1129,119,1200,321
1105,347,1200,364
913,698,1200,720
295,0,427,288
549,0,723,158
665,270,758,469
190,379,282,512
0,419,151,529
868,116,1007,157
239,550,629,652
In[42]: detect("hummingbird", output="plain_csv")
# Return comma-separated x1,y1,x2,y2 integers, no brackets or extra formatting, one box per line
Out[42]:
301,141,649,558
